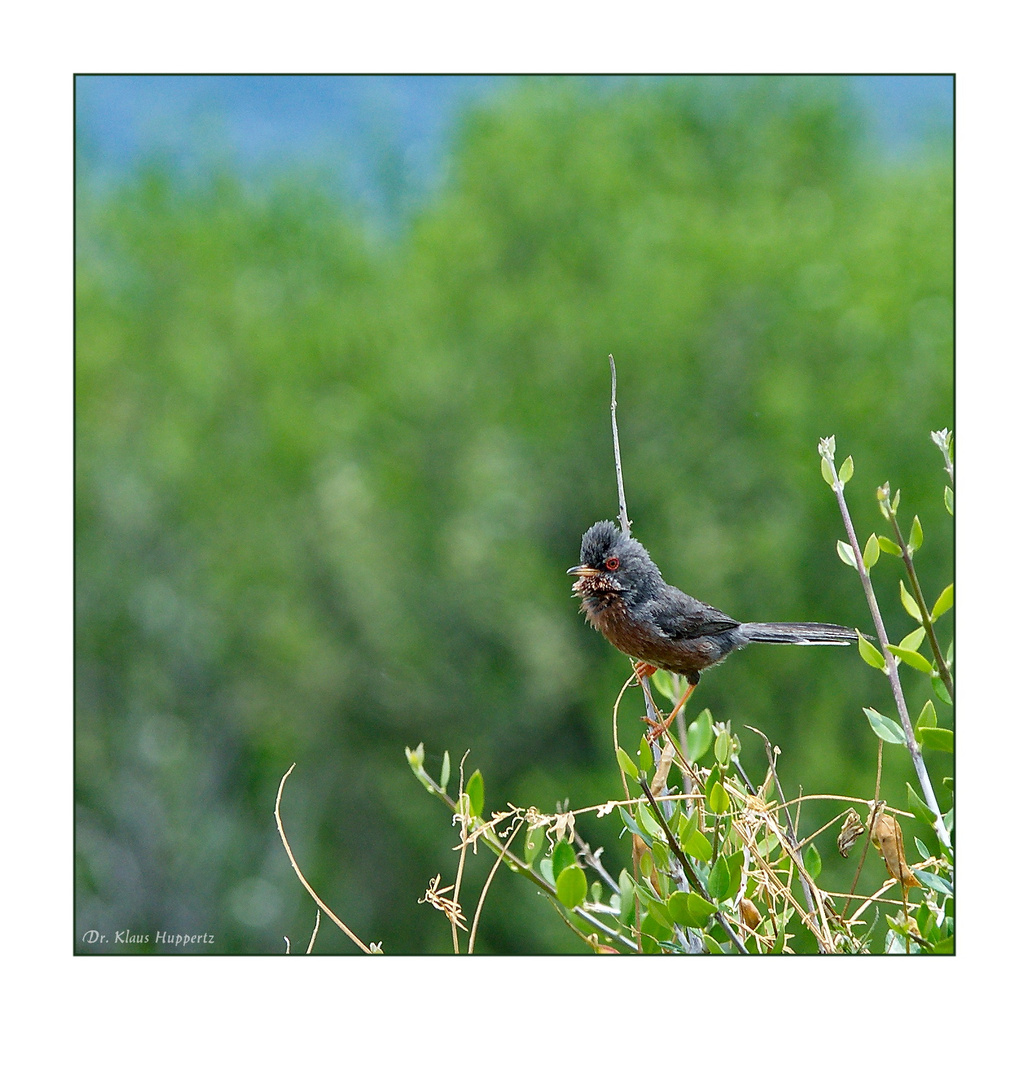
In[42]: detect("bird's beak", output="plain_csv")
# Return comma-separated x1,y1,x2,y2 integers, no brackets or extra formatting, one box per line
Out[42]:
567,565,599,577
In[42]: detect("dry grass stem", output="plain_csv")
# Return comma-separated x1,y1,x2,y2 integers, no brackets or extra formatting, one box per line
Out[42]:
274,763,375,955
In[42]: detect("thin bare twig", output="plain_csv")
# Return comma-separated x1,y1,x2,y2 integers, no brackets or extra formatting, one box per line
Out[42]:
306,909,321,955
609,355,631,537
639,776,748,953
468,819,524,954
607,355,663,755
274,763,375,955
449,751,474,954
746,725,824,949
411,756,638,951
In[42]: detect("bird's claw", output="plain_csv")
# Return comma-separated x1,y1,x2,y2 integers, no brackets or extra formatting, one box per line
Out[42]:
633,660,658,682
644,713,674,743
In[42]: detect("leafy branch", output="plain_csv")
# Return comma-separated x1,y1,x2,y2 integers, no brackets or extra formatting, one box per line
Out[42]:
818,436,952,854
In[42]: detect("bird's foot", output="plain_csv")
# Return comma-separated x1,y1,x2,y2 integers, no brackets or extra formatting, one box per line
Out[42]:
644,680,698,743
633,660,658,682
644,712,674,743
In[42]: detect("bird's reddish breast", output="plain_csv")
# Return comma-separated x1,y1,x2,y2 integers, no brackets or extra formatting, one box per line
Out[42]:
579,588,658,661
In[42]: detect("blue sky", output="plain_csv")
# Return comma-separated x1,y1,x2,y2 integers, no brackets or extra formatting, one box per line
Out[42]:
76,75,953,217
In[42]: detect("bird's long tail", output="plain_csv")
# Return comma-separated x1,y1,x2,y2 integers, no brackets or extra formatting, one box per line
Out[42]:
740,621,857,646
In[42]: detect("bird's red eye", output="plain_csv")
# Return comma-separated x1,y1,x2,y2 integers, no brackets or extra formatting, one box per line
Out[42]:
605,556,620,571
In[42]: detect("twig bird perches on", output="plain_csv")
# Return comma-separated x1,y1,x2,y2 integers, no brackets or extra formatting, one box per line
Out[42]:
569,520,857,738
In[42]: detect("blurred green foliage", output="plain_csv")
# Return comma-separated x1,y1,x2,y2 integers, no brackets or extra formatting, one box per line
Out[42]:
75,76,952,953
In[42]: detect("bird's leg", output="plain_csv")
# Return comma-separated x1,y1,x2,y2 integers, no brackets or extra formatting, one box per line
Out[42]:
646,680,698,743
632,661,662,728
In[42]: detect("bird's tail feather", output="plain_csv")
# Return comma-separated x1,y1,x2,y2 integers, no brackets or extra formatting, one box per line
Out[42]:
741,621,856,646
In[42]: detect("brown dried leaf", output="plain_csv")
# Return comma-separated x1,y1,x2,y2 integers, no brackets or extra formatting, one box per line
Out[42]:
739,897,762,930
837,808,866,858
871,813,918,887
651,739,676,797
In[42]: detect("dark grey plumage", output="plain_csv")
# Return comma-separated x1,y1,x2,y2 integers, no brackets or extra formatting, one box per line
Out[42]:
569,520,856,683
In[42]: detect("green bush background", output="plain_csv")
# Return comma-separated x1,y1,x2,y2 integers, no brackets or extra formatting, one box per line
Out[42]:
75,76,953,953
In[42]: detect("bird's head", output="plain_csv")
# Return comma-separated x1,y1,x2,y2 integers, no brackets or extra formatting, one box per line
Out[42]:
567,520,663,603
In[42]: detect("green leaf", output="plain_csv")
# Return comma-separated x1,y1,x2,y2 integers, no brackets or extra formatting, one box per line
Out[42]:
668,890,715,928
931,584,954,621
523,824,546,867
666,890,691,926
677,808,698,846
914,836,933,862
650,840,671,873
908,515,923,552
639,918,664,952
708,856,732,900
857,633,886,670
838,455,854,484
636,801,662,841
405,743,435,792
639,915,665,952
688,893,717,921
906,782,936,826
645,897,674,930
863,707,906,744
944,486,954,515
465,770,485,818
618,869,636,927
440,750,450,793
892,488,901,514
920,727,954,753
913,869,953,896
686,708,714,762
615,746,638,781
899,580,922,621
771,923,788,954
836,540,858,569
932,673,953,705
726,849,744,898
915,699,938,737
862,533,880,569
714,728,732,767
706,779,731,815
804,844,822,881
877,534,903,556
551,840,577,881
931,935,955,954
820,456,835,486
649,667,676,704
887,644,934,674
556,864,588,909
618,805,647,841
682,824,713,863
755,832,781,860
899,626,926,652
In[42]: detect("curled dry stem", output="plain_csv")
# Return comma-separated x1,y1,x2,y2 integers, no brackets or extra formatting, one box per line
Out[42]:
275,763,376,955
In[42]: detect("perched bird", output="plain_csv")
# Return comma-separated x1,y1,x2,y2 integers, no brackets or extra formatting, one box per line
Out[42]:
568,520,856,736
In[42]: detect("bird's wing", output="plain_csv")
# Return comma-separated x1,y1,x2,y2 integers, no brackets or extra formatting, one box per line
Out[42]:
647,589,740,640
